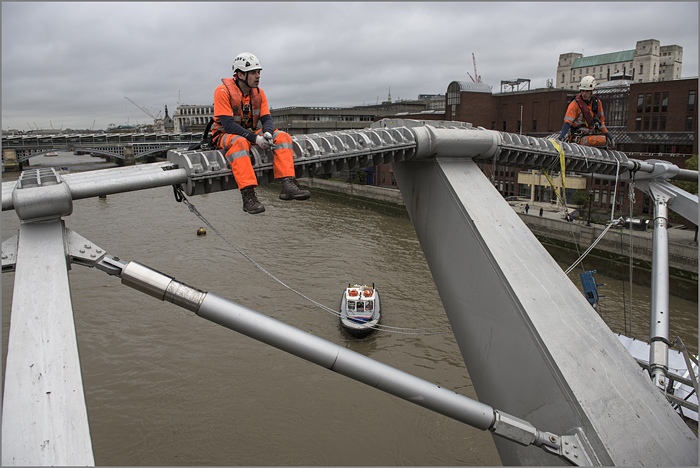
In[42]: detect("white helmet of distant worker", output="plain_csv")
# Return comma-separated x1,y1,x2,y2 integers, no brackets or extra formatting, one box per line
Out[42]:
233,52,262,74
579,75,597,91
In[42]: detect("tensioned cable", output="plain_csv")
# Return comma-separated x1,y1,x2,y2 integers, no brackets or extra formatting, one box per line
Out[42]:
564,217,623,275
173,186,452,335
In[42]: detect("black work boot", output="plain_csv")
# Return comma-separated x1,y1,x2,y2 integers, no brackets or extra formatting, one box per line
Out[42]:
240,187,265,214
279,177,311,201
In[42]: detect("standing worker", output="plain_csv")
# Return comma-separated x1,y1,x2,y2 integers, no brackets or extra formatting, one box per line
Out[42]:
558,76,615,150
212,52,310,214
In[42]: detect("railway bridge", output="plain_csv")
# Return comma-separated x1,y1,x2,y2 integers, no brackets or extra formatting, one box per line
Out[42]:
1,131,203,169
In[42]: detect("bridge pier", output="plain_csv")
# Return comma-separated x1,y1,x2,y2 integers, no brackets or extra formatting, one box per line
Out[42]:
2,149,20,172
123,145,135,166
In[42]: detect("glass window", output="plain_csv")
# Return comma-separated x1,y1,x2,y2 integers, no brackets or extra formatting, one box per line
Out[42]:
688,90,696,112
602,191,608,205
651,116,658,131
637,94,644,113
594,190,600,203
347,301,355,311
645,93,652,113
635,117,642,130
660,115,667,131
532,120,537,131
661,92,669,112
643,116,650,130
653,93,660,112
686,116,694,131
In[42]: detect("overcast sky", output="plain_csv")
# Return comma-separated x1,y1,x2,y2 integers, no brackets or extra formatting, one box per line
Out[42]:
2,2,698,131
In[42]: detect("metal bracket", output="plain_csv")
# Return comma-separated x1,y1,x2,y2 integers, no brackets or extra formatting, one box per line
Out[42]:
490,412,599,465
63,228,107,269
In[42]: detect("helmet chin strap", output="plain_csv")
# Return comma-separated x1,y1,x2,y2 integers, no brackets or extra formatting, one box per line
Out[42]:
235,71,248,88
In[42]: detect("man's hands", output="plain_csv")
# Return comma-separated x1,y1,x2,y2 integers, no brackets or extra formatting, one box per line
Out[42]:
255,134,272,150
255,132,275,150
605,133,616,150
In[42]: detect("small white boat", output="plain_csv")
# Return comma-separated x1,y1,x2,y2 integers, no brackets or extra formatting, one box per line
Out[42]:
45,151,58,157
339,284,381,337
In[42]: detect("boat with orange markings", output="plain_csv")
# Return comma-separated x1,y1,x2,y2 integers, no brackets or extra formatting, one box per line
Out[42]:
339,283,381,337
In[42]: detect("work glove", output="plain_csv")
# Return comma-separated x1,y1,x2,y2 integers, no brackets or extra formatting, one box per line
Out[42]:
255,134,272,150
605,133,616,150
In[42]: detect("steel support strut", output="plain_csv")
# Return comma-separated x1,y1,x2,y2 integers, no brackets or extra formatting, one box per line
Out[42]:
648,184,672,390
91,255,599,465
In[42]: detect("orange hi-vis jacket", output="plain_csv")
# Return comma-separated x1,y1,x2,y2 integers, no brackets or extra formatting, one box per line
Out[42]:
563,94,609,146
211,79,294,188
213,78,268,133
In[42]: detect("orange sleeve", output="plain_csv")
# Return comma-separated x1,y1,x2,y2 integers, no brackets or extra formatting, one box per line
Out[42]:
213,84,233,117
563,101,579,124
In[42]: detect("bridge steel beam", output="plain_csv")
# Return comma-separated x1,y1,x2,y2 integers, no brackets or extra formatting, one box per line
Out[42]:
391,155,697,465
2,220,95,466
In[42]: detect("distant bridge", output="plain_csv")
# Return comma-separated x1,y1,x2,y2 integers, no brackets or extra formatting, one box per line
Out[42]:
1,131,204,163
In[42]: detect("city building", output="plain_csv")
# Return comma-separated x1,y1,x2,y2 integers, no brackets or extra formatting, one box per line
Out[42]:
174,104,214,133
271,95,444,135
557,39,683,90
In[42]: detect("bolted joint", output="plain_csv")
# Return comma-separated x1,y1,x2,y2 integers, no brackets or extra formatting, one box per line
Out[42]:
489,410,539,446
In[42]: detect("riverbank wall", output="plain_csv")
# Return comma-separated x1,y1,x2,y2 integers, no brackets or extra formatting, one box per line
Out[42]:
297,178,698,301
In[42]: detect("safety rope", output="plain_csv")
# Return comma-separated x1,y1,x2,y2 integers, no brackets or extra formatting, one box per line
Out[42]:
172,186,453,335
547,139,586,272
627,172,637,336
564,218,623,275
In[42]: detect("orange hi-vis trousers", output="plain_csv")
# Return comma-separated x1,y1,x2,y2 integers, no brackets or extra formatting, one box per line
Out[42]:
572,133,607,147
214,129,295,189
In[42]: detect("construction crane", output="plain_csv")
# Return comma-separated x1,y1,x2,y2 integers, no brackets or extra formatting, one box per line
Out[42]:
467,53,482,83
124,97,162,121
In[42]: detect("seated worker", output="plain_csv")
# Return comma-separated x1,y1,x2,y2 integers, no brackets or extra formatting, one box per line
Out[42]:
212,52,310,214
558,75,615,150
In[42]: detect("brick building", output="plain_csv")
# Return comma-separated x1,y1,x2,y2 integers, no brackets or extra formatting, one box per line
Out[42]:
376,77,697,222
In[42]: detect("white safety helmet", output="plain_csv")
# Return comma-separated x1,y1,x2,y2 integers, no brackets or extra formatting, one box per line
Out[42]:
579,75,597,91
233,52,262,74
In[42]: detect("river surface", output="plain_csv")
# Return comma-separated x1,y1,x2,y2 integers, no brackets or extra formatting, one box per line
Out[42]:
2,155,698,465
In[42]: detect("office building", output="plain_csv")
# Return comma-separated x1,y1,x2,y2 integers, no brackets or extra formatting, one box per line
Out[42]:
557,39,683,90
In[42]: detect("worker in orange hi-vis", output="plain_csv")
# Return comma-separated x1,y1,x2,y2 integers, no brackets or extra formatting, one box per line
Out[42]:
211,52,310,214
558,75,615,150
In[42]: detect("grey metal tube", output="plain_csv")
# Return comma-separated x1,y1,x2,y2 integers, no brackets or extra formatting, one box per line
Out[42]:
649,194,670,388
411,125,501,160
198,292,496,430
65,167,187,201
2,163,188,211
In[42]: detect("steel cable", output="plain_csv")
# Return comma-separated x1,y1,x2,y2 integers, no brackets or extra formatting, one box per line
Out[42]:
173,186,453,335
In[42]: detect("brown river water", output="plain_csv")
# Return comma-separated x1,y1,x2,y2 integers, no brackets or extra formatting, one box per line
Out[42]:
2,157,697,465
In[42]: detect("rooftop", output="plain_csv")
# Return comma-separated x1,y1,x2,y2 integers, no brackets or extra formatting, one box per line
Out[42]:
572,50,636,69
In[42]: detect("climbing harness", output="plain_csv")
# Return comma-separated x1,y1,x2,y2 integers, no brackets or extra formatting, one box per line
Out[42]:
172,185,452,335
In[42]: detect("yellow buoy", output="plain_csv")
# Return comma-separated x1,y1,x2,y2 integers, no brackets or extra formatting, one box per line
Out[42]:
197,227,206,236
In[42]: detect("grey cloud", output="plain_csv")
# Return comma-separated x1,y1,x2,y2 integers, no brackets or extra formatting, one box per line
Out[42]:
2,2,697,131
